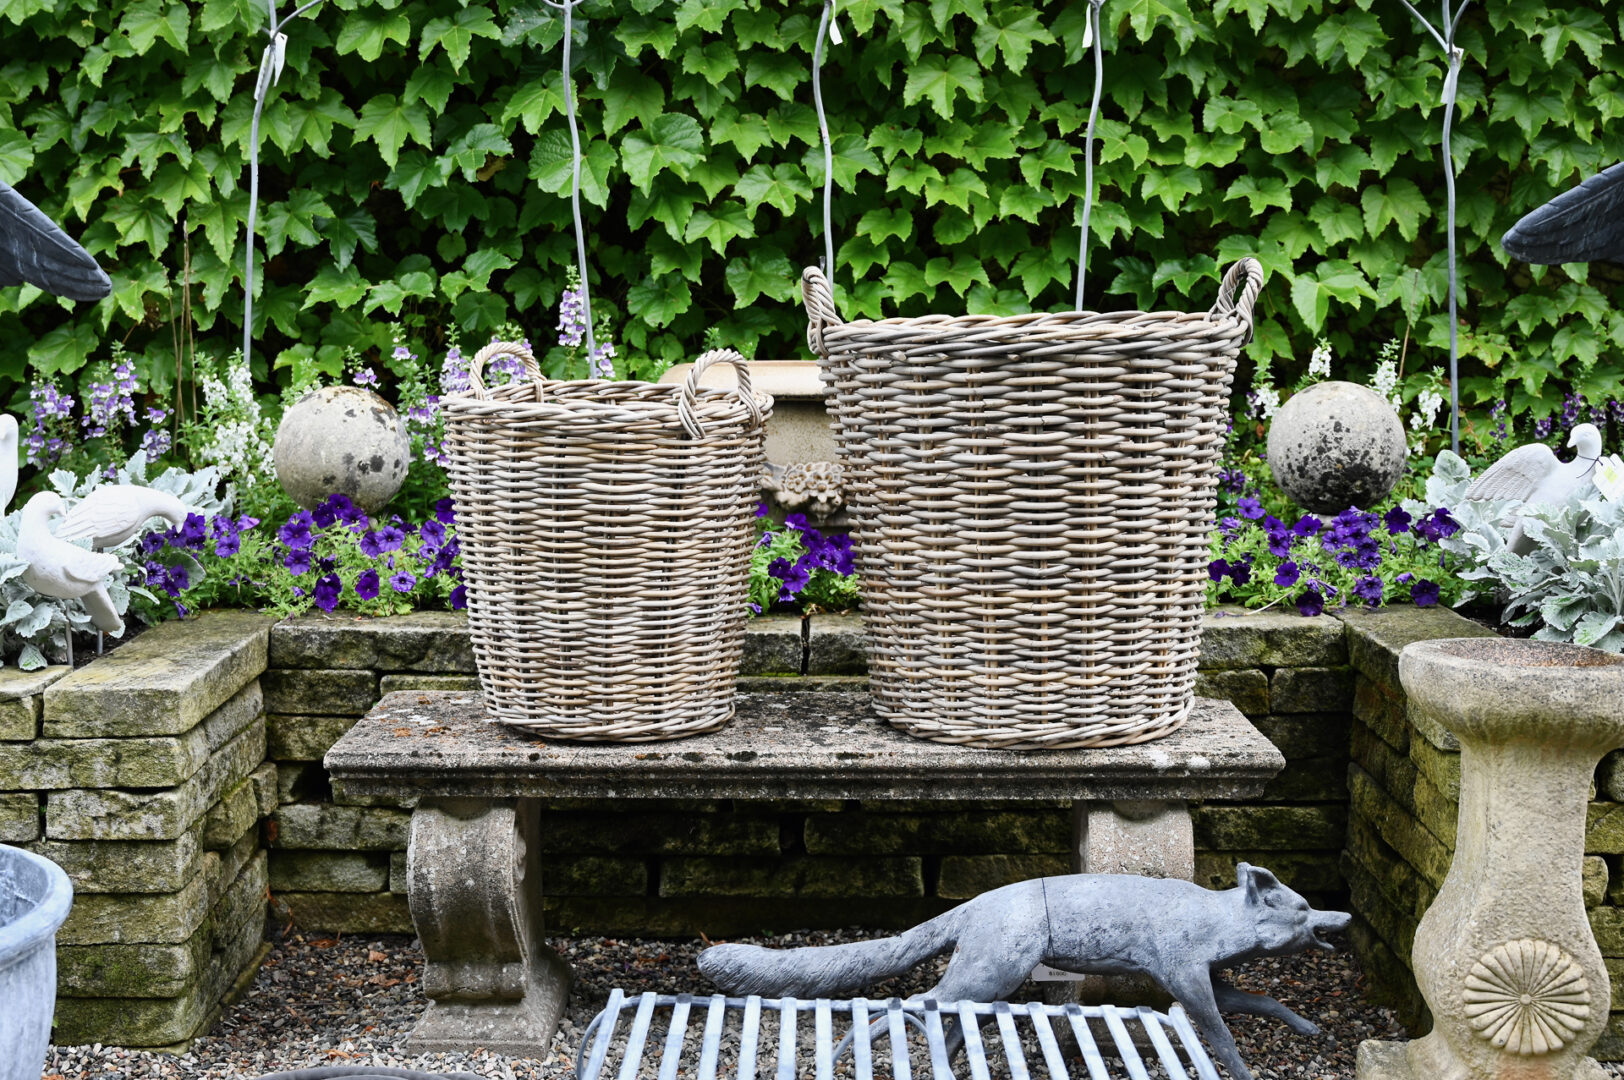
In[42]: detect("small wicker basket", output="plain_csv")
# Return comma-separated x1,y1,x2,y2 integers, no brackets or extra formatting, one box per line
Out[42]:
440,342,772,741
802,258,1264,750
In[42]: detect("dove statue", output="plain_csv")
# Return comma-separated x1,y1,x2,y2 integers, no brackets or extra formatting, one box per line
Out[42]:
17,492,125,662
0,414,17,516
57,485,192,550
1465,422,1603,553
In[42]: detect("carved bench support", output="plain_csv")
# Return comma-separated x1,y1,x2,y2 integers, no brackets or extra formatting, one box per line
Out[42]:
405,796,570,1056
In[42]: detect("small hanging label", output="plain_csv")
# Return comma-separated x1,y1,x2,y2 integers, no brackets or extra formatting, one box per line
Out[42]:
1440,45,1462,106
1081,17,1091,49
271,32,289,85
828,0,843,44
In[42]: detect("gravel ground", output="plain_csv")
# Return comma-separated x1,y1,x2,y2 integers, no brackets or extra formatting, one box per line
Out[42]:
45,929,1406,1080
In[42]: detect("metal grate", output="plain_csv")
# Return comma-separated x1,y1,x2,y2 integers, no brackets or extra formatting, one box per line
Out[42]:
576,992,1222,1080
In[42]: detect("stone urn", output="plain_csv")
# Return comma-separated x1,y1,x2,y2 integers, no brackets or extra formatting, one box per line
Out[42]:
1359,639,1624,1080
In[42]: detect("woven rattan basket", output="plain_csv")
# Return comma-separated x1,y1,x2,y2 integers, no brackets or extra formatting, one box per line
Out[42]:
801,257,1264,750
440,342,772,741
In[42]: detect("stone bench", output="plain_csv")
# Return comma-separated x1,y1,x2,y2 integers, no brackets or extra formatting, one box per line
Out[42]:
324,690,1283,1057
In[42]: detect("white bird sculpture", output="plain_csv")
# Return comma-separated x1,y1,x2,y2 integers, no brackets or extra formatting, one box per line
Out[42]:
0,415,17,516
56,484,191,549
1466,422,1603,553
17,492,125,652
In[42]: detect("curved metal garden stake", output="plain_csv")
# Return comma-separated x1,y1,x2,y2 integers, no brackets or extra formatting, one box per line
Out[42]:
242,0,325,371
812,0,840,294
1075,0,1106,312
1394,0,1470,453
539,0,599,369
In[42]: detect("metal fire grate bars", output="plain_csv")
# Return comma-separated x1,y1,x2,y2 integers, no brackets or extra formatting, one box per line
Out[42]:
576,991,1222,1080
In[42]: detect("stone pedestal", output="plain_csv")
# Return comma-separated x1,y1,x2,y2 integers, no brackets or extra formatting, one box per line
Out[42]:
1358,639,1624,1080
405,797,569,1056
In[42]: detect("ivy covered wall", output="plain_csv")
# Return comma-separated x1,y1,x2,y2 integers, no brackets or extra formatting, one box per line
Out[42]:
0,0,1620,424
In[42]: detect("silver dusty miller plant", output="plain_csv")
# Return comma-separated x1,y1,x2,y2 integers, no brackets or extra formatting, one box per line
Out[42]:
0,453,224,669
1407,452,1624,650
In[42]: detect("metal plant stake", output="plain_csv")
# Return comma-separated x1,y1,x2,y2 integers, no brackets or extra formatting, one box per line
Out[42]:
813,0,840,290
1075,0,1106,311
542,0,599,368
1395,0,1468,453
242,0,324,370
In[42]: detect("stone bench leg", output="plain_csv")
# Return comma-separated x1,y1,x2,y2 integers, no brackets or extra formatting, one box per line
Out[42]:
404,796,571,1056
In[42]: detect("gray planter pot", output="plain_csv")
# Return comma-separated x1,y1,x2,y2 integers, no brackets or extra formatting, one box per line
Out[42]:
0,844,72,1080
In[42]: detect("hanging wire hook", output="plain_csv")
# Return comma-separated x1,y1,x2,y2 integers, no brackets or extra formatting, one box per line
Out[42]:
538,0,600,373
812,0,839,297
1074,0,1106,311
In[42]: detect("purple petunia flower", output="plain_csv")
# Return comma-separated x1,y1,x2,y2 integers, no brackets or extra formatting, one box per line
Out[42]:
313,573,342,612
355,569,381,601
1237,496,1264,520
1266,527,1293,559
359,530,385,557
435,498,456,524
278,512,315,550
1411,579,1441,607
390,570,417,593
1229,562,1252,586
1208,559,1231,582
1219,516,1243,536
1274,562,1300,587
754,500,769,518
449,584,467,609
1353,575,1383,605
1383,506,1412,534
284,548,314,575
178,514,207,550
1297,587,1325,617
419,519,447,548
784,513,810,532
1291,515,1322,538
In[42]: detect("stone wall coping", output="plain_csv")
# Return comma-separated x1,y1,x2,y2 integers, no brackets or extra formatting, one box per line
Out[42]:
326,691,1284,802
0,665,68,702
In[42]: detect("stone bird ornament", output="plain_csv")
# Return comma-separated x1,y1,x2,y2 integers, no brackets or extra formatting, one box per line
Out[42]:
0,180,112,301
1502,160,1624,265
1465,422,1602,553
17,491,125,636
56,485,192,550
0,414,18,516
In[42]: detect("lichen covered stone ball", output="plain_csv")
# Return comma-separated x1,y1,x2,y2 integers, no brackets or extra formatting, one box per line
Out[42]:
1266,380,1407,514
273,385,411,513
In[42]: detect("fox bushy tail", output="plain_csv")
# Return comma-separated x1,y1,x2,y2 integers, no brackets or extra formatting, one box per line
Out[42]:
698,909,964,998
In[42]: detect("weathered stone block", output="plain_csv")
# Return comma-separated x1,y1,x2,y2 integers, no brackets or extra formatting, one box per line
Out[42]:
1258,758,1348,802
1407,700,1460,752
806,613,866,675
543,897,951,938
1197,609,1346,670
378,674,480,694
1350,721,1419,820
1409,766,1459,850
1342,852,1421,962
0,666,65,740
1192,669,1268,716
1589,803,1624,855
1586,855,1608,908
1192,805,1346,851
1344,814,1437,921
269,850,390,892
269,890,413,933
1193,851,1345,895
261,668,379,716
57,935,208,998
1409,734,1461,802
0,681,261,790
268,712,358,761
857,799,1072,812
46,718,266,841
1591,906,1624,956
937,854,1069,899
270,611,474,672
803,812,1069,855
1249,714,1352,760
545,855,649,896
742,616,803,675
0,792,38,842
1334,605,1495,696
27,828,204,894
43,611,271,738
1354,677,1409,755
390,849,407,892
211,826,262,911
60,863,212,944
270,802,410,850
535,812,780,856
1348,764,1454,887
277,762,329,805
660,856,923,898
1270,666,1354,714
250,761,278,817
1601,751,1624,802
203,773,261,850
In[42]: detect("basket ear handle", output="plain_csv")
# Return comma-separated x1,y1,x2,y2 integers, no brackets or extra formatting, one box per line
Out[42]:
801,266,844,358
679,348,763,439
1209,258,1264,344
467,341,544,400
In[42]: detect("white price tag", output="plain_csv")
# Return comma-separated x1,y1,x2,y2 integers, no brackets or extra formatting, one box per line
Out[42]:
828,0,843,44
1595,453,1624,502
1031,964,1087,982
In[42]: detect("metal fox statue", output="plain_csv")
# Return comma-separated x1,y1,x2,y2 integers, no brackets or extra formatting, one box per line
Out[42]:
699,863,1350,1080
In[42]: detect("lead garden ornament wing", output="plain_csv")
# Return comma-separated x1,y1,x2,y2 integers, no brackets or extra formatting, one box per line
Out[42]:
0,181,113,302
1502,160,1624,266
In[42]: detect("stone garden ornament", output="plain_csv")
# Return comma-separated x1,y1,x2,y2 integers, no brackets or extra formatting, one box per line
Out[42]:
699,864,1350,1080
56,484,193,549
1267,381,1408,513
17,492,124,645
1464,422,1601,553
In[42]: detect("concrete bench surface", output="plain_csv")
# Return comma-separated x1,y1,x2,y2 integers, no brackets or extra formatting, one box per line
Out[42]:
326,691,1283,802
322,691,1282,1060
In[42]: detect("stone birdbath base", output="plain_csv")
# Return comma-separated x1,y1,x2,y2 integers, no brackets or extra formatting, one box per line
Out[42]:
1358,638,1624,1080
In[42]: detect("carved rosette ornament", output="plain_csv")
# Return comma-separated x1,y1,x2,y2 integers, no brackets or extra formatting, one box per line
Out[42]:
1462,938,1590,1055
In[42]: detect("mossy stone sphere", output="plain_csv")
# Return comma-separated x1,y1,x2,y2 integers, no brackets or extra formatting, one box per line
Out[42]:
273,385,411,513
1266,380,1407,514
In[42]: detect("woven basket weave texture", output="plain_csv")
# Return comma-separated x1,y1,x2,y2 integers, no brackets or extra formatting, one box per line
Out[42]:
441,342,771,741
801,258,1264,750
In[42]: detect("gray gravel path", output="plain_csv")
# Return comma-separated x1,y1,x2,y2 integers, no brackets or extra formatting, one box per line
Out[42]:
45,929,1407,1080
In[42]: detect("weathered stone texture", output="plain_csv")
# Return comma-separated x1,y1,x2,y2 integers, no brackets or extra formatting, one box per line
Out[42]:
1258,758,1347,803
0,791,39,841
1193,805,1346,851
937,854,1069,899
741,616,803,676
269,611,474,672
203,773,261,850
806,613,865,675
43,611,271,738
544,855,649,896
269,850,390,892
0,666,66,740
1347,764,1453,887
1192,669,1268,716
269,890,413,934
250,761,278,817
660,856,923,898
1353,677,1409,754
270,803,410,850
1197,609,1346,670
378,674,480,694
1586,855,1609,908
1269,667,1354,714
57,936,209,999
535,813,780,856
1193,851,1344,895
803,812,1069,855
1249,714,1351,760
268,712,358,761
27,829,203,894
261,668,378,716
1334,605,1495,696
60,864,212,945
46,718,267,841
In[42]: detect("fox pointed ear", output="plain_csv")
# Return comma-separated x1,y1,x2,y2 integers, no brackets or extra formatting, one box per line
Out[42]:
1238,862,1280,903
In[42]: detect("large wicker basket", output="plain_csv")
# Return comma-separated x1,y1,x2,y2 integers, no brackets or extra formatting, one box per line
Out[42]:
440,342,772,741
801,258,1264,750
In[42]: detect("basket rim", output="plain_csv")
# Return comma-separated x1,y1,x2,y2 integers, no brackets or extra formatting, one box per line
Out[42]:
441,381,773,429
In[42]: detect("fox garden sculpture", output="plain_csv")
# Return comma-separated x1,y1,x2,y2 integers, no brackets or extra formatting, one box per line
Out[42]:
698,863,1350,1080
